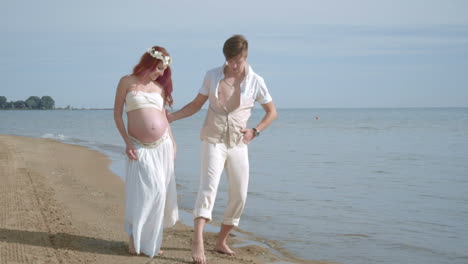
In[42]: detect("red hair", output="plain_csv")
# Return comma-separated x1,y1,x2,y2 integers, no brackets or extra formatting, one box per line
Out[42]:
132,46,173,107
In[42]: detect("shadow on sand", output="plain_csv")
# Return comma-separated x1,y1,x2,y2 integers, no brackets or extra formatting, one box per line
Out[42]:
0,228,192,263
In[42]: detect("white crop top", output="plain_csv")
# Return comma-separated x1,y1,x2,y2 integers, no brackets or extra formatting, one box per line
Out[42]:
125,91,164,112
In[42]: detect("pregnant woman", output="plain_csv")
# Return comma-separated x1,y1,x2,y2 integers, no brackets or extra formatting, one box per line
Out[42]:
113,46,178,257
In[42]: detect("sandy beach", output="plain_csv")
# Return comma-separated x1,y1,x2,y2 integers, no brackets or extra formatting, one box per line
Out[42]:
0,134,329,264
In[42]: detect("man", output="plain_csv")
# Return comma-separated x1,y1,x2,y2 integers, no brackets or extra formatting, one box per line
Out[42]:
167,34,277,264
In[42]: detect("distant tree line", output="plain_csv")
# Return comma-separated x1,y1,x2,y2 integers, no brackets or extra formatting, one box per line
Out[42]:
0,96,55,110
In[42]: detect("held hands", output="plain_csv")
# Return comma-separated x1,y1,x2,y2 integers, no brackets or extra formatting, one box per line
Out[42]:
240,128,256,144
126,143,138,160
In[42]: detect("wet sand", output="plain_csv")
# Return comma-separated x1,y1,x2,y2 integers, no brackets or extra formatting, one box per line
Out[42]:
0,134,332,264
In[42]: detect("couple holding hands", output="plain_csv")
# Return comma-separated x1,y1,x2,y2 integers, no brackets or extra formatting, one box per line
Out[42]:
113,35,277,263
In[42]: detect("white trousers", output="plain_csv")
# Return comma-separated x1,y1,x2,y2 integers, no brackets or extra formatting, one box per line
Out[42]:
124,131,178,258
193,141,249,226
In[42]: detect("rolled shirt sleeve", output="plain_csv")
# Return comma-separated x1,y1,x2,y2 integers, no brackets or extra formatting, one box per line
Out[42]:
255,77,273,104
198,72,210,96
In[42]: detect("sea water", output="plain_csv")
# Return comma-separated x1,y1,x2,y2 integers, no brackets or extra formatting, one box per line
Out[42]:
1,108,467,264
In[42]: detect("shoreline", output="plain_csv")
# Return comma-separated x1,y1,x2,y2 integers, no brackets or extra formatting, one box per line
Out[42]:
0,134,329,264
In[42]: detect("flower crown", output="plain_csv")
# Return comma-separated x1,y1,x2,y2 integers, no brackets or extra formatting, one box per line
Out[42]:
147,48,172,66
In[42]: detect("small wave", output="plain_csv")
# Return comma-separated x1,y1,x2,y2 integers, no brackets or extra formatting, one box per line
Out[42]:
341,233,370,238
67,138,87,144
357,126,379,130
40,134,124,158
247,191,271,198
316,186,337,190
373,170,391,174
94,143,124,154
389,242,443,256
41,133,67,140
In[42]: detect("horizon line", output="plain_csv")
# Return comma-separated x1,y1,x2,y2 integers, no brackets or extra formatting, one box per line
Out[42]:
6,106,465,111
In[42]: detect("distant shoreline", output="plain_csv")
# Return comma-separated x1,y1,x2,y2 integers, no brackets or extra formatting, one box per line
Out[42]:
0,108,114,111
1,107,467,111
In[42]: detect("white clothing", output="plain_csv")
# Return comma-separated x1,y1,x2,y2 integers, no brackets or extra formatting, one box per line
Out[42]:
198,64,273,148
193,141,249,226
125,91,164,112
124,130,178,257
198,64,272,104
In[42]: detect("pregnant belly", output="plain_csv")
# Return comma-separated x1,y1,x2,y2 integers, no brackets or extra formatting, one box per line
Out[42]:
127,109,169,143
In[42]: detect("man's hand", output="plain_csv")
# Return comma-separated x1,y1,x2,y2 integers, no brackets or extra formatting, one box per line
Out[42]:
166,111,174,123
240,128,255,144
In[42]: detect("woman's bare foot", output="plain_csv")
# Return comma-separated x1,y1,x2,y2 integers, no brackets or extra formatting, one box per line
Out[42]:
128,236,137,255
214,242,236,256
192,240,206,264
128,236,164,258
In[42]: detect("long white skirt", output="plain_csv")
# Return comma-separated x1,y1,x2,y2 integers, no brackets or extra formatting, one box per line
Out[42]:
124,130,178,257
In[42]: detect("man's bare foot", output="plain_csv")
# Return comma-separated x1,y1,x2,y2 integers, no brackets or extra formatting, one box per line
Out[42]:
192,240,206,264
158,250,164,256
214,242,236,256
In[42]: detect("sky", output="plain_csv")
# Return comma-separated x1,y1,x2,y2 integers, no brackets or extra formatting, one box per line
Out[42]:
1,0,468,108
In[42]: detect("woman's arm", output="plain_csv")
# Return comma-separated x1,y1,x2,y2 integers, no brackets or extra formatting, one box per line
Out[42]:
113,76,138,160
167,120,177,160
163,106,177,160
162,89,178,159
